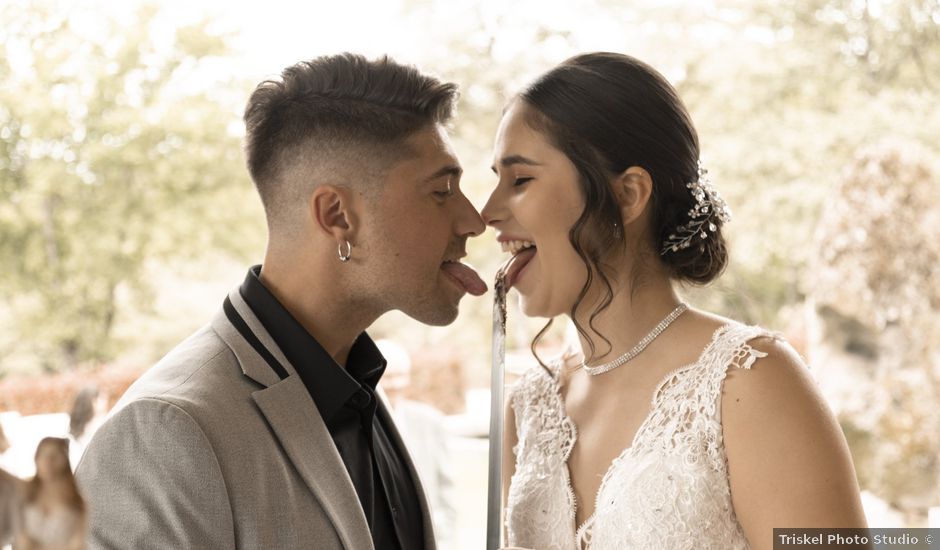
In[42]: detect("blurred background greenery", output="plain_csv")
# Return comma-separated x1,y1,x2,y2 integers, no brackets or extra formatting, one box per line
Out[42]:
1,0,938,533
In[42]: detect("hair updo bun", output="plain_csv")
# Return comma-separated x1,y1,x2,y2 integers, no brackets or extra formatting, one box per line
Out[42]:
660,222,729,284
657,164,731,284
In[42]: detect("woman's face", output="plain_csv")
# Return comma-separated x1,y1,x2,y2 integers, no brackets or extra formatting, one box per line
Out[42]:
36,439,69,480
482,101,589,318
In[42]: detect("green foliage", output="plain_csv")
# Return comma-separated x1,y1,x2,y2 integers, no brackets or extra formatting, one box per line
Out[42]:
0,2,262,371
815,142,940,507
2,0,938,514
391,1,940,513
393,0,940,343
672,0,940,329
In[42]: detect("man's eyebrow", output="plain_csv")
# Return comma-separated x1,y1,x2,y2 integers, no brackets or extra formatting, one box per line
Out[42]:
490,154,543,174
424,165,463,183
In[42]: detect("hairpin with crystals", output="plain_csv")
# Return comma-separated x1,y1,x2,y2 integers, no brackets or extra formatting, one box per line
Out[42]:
660,162,732,255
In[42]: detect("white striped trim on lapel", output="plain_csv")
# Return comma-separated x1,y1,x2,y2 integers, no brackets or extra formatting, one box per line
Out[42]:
211,287,375,550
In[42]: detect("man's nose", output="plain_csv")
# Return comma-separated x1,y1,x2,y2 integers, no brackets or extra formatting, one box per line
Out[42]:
456,193,486,238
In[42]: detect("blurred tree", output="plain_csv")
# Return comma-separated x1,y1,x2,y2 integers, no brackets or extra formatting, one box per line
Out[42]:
812,141,940,511
386,0,940,381
760,0,940,93
0,2,261,371
0,0,934,525
674,0,940,328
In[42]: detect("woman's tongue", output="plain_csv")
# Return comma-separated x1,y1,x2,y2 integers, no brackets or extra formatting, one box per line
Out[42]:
440,261,488,296
505,247,537,289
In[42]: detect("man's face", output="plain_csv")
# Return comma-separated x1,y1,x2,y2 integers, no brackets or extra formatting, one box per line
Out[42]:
356,124,486,326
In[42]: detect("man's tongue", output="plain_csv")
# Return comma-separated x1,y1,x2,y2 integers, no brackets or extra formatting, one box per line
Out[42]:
441,261,488,296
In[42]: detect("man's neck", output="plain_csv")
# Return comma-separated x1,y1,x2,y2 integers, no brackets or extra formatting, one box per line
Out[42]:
258,259,379,368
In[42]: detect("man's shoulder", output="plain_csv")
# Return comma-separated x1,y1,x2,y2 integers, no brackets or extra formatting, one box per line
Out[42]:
79,323,256,466
114,323,245,415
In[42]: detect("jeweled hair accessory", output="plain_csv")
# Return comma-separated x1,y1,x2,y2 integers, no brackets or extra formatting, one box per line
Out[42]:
660,162,732,255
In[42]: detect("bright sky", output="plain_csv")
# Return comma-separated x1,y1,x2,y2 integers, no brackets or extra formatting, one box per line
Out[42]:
68,0,694,80
2,0,751,204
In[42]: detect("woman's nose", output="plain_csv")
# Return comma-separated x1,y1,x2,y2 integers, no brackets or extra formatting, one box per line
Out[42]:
481,189,507,227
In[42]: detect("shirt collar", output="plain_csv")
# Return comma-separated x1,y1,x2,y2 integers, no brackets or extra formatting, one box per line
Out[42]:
239,265,387,423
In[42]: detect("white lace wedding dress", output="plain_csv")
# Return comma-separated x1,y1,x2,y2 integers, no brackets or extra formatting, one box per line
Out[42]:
505,323,778,550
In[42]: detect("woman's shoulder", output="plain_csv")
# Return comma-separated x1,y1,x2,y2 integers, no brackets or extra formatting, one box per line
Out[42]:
674,309,786,371
720,332,811,399
715,321,865,530
710,315,819,430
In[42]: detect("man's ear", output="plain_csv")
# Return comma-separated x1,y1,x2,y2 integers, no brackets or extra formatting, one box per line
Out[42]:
309,185,357,241
611,166,653,225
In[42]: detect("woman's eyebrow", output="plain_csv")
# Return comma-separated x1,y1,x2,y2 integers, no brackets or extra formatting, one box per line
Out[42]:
491,155,543,174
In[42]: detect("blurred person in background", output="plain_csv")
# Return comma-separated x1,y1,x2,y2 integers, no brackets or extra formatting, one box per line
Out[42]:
75,53,486,550
376,339,458,550
16,437,85,550
484,52,867,550
0,423,8,455
67,386,109,471
67,386,101,443
0,464,22,548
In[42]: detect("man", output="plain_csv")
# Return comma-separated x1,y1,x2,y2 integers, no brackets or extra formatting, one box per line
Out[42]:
75,53,487,549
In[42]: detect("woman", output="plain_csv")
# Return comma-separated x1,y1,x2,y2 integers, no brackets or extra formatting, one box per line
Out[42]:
1,464,23,546
481,53,867,550
16,437,85,550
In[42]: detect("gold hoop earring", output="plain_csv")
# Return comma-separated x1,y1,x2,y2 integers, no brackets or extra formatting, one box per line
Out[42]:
338,240,352,262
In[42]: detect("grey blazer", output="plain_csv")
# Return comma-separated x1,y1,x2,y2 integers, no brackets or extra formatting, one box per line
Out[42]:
75,288,437,549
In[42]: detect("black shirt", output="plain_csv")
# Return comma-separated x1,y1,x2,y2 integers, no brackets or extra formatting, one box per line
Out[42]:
239,266,425,550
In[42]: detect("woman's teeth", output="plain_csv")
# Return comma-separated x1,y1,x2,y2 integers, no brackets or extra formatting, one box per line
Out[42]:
500,240,536,255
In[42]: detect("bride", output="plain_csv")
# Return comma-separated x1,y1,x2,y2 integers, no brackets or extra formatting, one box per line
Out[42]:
481,52,867,549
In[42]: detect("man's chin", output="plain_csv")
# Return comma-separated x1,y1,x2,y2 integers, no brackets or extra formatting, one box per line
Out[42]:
400,301,460,327
418,308,460,327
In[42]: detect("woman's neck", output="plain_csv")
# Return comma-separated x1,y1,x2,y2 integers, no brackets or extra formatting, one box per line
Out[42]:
572,272,683,366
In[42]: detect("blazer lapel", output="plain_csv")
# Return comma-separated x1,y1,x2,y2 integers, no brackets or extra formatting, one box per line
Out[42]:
253,380,373,550
212,289,374,550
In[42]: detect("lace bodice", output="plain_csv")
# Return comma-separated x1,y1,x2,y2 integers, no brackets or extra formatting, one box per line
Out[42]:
505,323,777,550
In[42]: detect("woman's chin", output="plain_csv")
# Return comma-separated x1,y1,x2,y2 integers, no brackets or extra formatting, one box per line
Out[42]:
516,293,555,319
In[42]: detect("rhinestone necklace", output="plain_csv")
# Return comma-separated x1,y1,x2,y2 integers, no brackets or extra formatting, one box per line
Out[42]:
581,303,689,376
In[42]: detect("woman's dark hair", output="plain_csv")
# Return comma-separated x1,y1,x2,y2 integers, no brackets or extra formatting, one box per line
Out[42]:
517,52,729,365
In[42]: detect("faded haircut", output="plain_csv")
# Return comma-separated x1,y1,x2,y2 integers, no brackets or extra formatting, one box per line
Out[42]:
243,53,458,235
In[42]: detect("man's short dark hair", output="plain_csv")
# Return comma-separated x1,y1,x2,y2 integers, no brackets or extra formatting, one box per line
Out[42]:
242,53,458,233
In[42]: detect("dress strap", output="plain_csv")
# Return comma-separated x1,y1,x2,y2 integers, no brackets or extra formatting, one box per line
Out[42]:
706,323,782,422
720,324,778,370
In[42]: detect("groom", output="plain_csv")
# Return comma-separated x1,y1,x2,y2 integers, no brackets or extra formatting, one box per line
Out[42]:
75,53,487,549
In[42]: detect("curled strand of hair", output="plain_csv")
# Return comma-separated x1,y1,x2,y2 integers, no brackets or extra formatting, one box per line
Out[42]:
569,213,615,366
531,318,555,376
586,266,616,364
